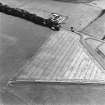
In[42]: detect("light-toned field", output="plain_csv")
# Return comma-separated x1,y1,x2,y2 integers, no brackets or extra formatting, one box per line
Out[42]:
16,30,105,83
81,14,105,39
0,0,102,31
19,0,101,31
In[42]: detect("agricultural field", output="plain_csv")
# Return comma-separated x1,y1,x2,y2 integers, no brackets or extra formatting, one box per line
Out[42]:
0,0,105,105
